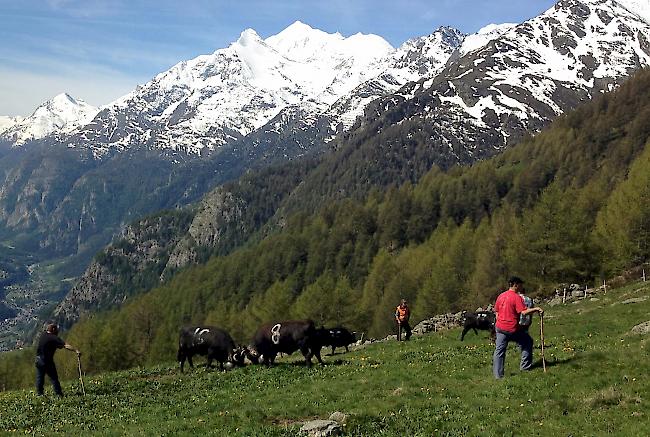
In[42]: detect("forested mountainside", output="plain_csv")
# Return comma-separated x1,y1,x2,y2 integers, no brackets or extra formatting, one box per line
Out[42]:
45,68,650,374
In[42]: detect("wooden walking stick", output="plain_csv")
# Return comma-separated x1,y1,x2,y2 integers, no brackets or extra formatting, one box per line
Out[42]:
540,314,547,373
77,353,86,396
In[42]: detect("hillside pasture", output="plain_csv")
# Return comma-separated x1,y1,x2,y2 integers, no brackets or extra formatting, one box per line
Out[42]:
0,281,648,436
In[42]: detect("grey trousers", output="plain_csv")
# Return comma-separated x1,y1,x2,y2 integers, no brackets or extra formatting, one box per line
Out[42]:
493,328,533,379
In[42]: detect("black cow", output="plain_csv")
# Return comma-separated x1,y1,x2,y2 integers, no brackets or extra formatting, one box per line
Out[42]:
460,311,496,341
248,320,324,367
177,326,245,372
320,327,356,355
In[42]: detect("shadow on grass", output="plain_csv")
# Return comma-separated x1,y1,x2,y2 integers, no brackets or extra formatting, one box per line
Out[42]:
530,354,581,370
326,350,352,356
261,358,350,368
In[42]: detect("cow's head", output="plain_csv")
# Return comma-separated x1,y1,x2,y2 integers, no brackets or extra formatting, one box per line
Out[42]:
314,327,333,346
242,345,260,364
230,346,248,367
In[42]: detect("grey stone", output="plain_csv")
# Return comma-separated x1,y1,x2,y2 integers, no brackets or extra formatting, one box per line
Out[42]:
300,419,342,436
621,297,647,305
630,321,650,335
328,411,348,424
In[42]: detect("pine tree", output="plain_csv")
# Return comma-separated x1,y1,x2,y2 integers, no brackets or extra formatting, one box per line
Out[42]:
594,143,650,273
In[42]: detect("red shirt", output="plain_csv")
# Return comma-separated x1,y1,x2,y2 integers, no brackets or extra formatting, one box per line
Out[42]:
494,289,527,333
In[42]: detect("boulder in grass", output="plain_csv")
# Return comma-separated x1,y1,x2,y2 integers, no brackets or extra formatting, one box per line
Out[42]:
630,321,650,335
328,411,347,424
621,297,648,305
300,419,342,436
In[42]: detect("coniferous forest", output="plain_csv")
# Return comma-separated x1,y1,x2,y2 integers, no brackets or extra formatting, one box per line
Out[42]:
1,69,649,391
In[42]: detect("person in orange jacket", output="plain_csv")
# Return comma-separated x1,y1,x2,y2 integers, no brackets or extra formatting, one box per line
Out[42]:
395,299,412,341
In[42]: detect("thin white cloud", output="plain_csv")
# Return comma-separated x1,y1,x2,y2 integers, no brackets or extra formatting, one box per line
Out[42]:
0,64,147,116
44,0,117,18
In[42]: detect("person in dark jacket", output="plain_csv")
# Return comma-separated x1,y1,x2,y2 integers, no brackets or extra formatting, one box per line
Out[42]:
35,323,80,396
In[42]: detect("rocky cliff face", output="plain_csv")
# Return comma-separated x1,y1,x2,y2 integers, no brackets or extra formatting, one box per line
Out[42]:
53,210,194,326
53,158,315,326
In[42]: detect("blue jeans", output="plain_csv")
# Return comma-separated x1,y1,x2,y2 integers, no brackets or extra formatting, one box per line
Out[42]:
493,328,533,379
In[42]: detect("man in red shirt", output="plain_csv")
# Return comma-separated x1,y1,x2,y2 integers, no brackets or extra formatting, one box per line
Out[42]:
492,277,544,379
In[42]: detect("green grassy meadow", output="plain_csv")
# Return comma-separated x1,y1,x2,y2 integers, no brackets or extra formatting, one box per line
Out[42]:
1,281,649,436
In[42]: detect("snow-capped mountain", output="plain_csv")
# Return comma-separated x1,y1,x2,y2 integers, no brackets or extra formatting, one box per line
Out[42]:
61,22,401,156
0,93,97,145
361,0,650,162
325,26,465,130
617,0,650,23
458,23,518,57
5,0,650,162
0,116,24,134
44,20,475,158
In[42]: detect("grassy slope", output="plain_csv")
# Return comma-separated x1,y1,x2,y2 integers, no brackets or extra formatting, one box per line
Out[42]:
1,281,648,436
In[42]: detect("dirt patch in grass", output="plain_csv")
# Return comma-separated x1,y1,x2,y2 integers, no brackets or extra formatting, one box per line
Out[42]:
267,416,318,426
585,387,642,409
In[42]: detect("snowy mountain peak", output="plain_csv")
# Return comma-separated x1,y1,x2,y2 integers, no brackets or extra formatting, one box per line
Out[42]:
236,28,264,47
459,22,516,56
0,93,98,146
266,21,392,64
8,0,649,158
278,20,319,35
616,0,650,23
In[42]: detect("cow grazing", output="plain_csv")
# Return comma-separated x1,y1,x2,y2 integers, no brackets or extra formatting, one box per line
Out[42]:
319,327,356,355
249,320,324,367
177,326,245,372
460,311,496,341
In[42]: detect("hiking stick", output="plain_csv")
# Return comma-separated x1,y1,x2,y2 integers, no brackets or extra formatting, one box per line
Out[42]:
540,314,547,373
397,322,402,341
77,354,86,396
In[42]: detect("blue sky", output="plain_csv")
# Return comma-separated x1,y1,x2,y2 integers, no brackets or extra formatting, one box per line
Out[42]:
0,0,557,116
